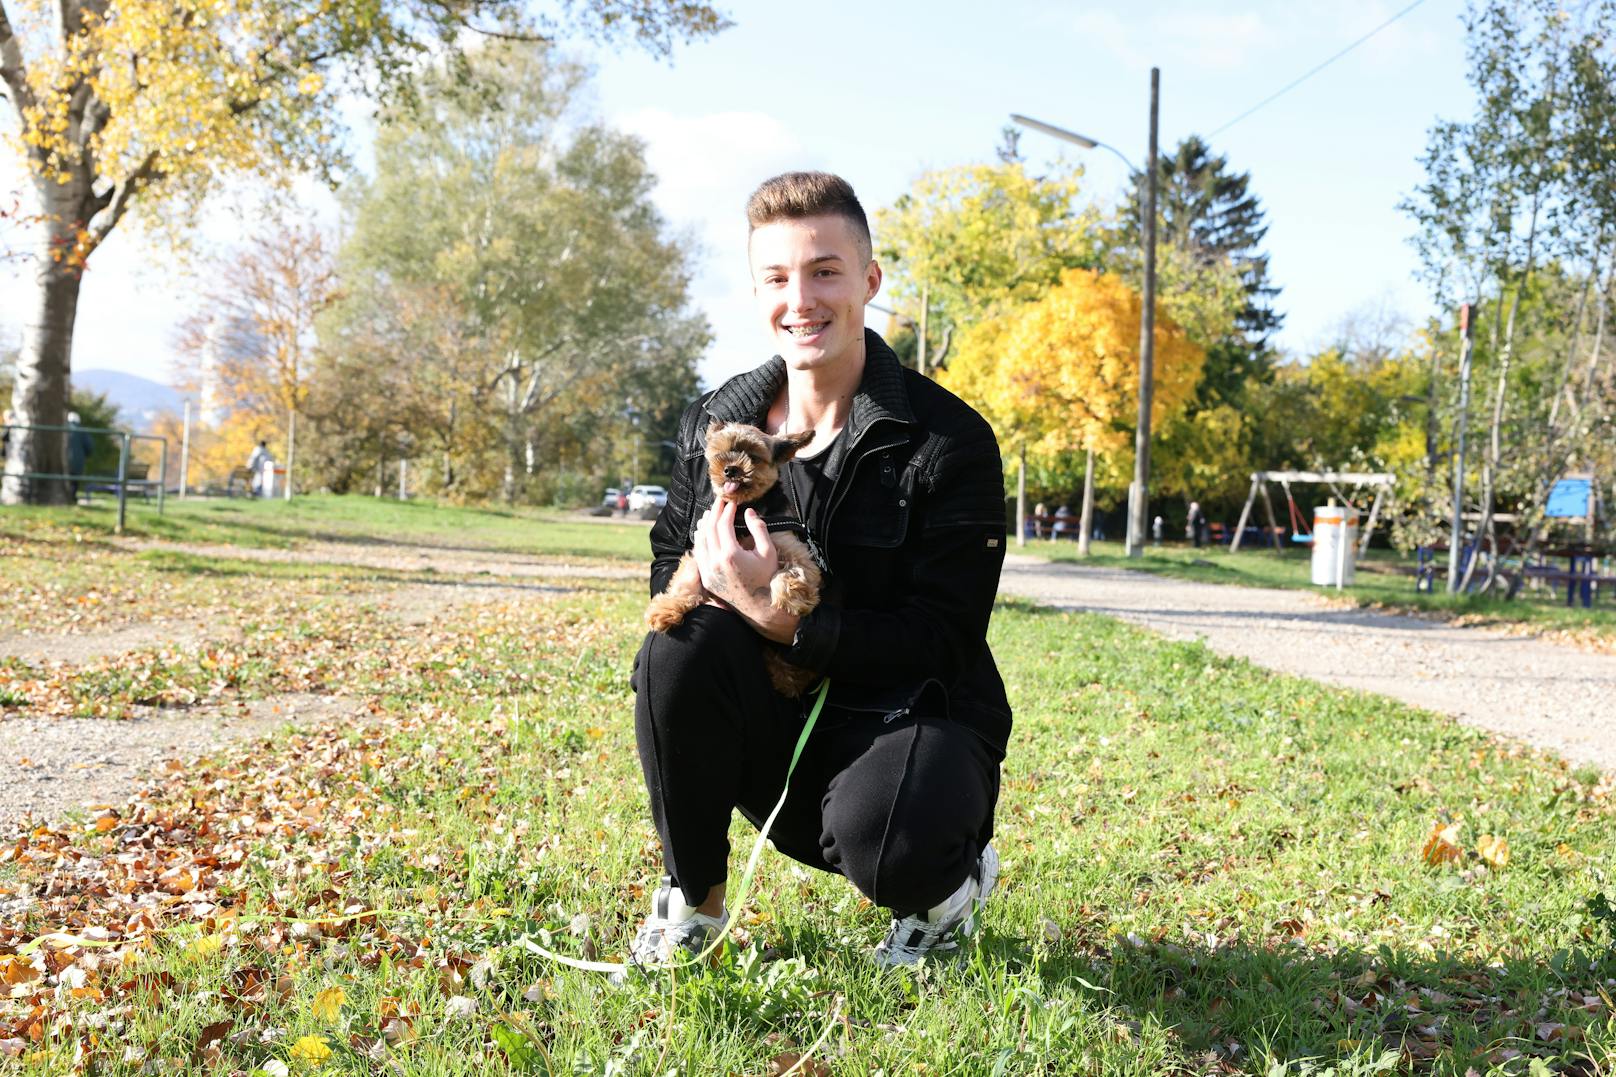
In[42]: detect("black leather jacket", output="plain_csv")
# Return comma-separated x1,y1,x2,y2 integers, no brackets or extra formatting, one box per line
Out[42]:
648,329,1013,756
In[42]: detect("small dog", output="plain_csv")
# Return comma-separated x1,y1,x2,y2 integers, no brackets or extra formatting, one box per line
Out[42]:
646,420,823,696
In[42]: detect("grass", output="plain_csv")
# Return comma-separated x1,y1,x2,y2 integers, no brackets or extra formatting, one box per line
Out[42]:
1027,537,1616,643
3,499,1616,1073
0,492,655,561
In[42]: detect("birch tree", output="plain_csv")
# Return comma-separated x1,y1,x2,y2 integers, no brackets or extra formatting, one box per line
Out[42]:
0,0,726,503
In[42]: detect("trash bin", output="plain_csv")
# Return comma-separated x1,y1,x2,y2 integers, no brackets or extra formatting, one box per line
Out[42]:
1311,504,1359,587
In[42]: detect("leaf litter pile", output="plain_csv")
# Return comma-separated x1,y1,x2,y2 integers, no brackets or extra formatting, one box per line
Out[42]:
4,535,1616,1071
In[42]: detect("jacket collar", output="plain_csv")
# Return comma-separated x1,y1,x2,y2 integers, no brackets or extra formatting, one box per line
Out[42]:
699,328,914,454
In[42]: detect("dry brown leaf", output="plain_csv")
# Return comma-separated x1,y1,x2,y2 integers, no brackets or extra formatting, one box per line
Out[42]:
1421,819,1464,866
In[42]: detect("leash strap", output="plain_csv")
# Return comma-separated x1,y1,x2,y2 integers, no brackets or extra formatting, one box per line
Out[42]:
529,676,832,973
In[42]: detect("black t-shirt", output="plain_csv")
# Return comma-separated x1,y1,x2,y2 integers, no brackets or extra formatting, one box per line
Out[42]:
781,428,846,531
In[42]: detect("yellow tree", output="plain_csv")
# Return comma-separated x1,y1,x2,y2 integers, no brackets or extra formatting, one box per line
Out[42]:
875,161,1098,375
944,268,1205,550
0,0,727,504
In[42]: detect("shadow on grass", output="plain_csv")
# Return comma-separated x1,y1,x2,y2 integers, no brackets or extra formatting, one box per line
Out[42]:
970,927,1615,1072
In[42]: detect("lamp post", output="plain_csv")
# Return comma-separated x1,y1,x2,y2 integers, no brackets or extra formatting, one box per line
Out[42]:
1012,65,1160,558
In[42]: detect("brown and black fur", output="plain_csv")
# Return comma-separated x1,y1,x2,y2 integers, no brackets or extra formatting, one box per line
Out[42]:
646,420,822,696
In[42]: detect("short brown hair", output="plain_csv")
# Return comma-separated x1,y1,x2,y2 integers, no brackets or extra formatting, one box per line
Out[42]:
745,171,872,262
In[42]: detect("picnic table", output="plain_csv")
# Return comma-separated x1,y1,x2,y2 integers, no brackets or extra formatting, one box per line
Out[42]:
1522,546,1615,608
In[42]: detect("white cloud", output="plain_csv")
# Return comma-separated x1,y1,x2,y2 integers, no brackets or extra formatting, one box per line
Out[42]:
612,108,812,387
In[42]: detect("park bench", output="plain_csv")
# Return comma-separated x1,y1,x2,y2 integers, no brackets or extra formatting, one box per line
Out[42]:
1026,511,1082,540
226,466,255,496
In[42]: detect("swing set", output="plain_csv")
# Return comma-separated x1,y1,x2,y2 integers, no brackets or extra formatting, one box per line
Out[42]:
1229,470,1397,555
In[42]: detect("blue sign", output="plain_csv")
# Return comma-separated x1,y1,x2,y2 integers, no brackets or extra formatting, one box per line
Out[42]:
1546,477,1593,518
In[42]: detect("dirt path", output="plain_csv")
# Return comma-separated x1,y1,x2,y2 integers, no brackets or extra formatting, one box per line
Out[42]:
114,538,642,581
998,554,1616,773
0,694,365,834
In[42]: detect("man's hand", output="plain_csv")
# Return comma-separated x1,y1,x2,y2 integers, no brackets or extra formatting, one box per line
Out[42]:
693,500,799,644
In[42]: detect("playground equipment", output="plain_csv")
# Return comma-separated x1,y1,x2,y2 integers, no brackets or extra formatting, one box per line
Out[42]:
1230,470,1396,556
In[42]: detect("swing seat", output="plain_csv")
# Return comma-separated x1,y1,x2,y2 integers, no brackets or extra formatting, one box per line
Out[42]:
1291,533,1314,545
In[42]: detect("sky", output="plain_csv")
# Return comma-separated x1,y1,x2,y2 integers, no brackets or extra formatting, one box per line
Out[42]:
1,0,1476,399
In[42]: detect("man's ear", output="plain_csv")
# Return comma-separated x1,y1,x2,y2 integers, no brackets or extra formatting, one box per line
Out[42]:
864,258,883,304
772,429,815,463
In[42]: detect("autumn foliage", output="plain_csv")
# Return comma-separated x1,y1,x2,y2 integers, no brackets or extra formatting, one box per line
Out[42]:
944,268,1206,469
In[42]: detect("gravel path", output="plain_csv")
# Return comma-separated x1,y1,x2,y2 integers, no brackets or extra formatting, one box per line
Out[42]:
998,554,1616,773
0,693,365,834
115,538,642,581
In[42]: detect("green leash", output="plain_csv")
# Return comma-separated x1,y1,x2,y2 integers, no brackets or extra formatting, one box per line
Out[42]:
526,676,832,973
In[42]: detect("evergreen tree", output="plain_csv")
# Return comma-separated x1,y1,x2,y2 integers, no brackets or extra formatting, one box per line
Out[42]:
1123,135,1283,365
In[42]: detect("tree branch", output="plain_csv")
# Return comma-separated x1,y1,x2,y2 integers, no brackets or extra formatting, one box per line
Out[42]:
0,0,36,119
85,149,160,248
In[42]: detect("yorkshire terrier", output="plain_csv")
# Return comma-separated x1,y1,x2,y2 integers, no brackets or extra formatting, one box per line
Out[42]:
646,420,823,696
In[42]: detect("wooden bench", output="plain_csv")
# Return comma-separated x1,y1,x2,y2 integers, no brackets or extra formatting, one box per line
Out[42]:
1026,512,1082,540
226,466,254,497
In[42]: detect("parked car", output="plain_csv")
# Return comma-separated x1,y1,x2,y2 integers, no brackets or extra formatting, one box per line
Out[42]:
628,484,668,512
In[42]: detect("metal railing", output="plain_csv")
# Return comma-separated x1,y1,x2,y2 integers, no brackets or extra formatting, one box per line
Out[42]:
0,423,168,533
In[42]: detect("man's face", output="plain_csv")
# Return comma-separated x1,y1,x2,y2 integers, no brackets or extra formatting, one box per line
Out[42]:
748,214,882,373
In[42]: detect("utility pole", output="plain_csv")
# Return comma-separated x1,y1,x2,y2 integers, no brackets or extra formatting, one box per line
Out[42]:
179,400,191,499
1446,303,1477,592
1125,66,1160,559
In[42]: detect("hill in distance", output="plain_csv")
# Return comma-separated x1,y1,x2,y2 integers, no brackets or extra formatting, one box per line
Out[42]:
73,369,190,427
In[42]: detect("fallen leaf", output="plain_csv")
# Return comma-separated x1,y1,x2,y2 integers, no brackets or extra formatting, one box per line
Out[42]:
289,1034,332,1065
311,985,345,1023
1421,819,1464,866
1475,834,1509,868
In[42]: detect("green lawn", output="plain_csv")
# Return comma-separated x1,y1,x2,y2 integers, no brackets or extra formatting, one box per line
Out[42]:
1027,537,1616,643
0,493,655,561
3,500,1615,1073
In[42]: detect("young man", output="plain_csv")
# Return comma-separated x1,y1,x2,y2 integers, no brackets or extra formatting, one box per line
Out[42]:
630,172,1011,967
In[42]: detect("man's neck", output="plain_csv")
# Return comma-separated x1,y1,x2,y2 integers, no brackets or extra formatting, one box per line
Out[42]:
768,333,866,451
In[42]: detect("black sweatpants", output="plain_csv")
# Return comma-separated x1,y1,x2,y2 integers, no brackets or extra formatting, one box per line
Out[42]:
632,605,1000,916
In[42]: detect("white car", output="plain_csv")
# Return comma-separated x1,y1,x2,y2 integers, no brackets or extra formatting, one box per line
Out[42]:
628,484,668,512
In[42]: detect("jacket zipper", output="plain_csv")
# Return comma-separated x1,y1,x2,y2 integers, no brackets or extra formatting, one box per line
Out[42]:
821,421,907,541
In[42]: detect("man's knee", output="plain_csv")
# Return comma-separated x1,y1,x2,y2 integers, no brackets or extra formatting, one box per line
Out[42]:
820,720,996,912
636,605,757,681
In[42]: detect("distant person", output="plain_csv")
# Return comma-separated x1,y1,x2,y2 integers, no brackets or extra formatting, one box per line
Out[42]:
247,440,273,496
66,412,93,502
617,487,630,517
1052,504,1074,539
1152,514,1163,545
1032,501,1048,539
1187,501,1207,548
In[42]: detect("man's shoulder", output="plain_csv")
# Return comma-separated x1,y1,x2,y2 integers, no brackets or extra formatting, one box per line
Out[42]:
898,366,997,446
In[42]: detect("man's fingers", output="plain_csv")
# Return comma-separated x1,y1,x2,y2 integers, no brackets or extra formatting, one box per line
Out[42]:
744,507,775,559
712,500,739,554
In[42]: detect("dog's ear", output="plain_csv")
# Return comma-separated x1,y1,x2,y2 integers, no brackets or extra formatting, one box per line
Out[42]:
705,419,726,443
771,428,815,463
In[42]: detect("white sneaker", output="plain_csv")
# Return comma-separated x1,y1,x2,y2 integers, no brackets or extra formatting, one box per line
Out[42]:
874,844,999,967
628,876,729,966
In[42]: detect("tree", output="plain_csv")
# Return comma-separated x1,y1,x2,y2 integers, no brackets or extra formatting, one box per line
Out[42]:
322,43,706,503
1123,135,1283,356
0,0,727,504
944,268,1206,549
1402,0,1616,586
175,218,339,496
875,161,1100,376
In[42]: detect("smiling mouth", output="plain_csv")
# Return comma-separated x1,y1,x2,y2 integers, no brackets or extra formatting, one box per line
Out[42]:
784,321,828,338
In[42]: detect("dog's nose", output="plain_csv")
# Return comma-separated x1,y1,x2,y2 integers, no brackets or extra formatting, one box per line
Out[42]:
723,465,740,480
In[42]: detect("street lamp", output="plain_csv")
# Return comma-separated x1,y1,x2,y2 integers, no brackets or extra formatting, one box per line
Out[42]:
1012,66,1160,559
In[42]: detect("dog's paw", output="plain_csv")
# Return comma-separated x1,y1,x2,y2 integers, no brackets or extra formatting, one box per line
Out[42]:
770,571,820,616
645,596,687,632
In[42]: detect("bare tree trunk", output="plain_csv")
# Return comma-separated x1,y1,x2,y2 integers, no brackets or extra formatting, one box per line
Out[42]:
1077,449,1096,557
2,199,85,506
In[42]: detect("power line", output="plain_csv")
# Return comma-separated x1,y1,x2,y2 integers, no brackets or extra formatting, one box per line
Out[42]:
1208,0,1432,137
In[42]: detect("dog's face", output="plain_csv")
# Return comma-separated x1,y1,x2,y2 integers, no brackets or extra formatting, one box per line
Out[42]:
704,421,815,504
